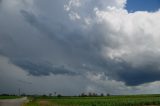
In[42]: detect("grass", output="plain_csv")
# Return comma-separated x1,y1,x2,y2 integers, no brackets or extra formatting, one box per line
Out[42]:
23,97,51,106
0,95,21,99
23,94,160,106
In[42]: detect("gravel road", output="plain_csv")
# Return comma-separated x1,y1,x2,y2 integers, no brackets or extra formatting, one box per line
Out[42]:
0,97,27,106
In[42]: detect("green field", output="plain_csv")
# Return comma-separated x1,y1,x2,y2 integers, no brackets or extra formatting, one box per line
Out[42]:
0,95,21,99
23,94,160,106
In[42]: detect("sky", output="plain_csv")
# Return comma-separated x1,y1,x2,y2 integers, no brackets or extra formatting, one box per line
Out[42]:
0,0,160,96
126,0,160,12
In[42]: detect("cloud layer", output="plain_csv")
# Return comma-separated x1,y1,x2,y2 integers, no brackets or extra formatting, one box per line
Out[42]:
0,0,160,95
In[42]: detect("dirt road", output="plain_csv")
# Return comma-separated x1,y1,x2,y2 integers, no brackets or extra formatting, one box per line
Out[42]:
0,97,27,106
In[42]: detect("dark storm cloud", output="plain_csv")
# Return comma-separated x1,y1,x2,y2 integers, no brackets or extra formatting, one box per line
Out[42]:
20,9,94,53
101,59,160,86
0,4,104,77
11,59,77,76
115,62,160,86
19,8,107,75
120,69,160,86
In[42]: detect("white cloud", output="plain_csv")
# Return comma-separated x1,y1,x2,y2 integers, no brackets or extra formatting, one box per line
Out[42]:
69,11,81,21
64,0,127,22
95,9,160,67
64,0,81,11
64,0,160,68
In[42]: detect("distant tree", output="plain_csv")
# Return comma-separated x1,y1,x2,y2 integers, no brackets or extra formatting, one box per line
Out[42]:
49,93,52,97
80,92,87,97
87,92,99,97
92,93,98,97
21,93,26,96
107,93,110,96
42,94,47,97
1,94,9,96
100,93,104,97
57,94,62,98
88,92,92,97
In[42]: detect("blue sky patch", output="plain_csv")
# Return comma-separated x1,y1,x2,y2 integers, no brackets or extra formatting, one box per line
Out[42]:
126,0,160,12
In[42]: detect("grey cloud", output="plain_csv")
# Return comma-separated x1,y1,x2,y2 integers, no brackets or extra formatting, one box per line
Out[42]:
92,55,160,86
20,10,54,38
19,8,106,75
0,34,17,57
17,79,32,85
115,62,160,86
11,59,77,76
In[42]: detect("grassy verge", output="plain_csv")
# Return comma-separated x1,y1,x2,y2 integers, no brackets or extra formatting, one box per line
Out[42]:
0,96,21,99
23,98,51,106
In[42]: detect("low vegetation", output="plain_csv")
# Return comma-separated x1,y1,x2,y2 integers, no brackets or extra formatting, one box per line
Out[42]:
0,94,21,99
23,94,160,106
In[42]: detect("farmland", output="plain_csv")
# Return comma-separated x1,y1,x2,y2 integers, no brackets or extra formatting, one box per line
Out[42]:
23,94,160,106
0,95,21,99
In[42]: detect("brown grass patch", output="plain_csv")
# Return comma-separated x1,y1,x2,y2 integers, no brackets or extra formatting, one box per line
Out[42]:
38,100,51,106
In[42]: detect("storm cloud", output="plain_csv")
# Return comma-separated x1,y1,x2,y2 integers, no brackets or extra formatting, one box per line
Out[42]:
0,0,160,95
12,59,77,76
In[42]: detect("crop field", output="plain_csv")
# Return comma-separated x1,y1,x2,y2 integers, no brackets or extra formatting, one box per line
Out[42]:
0,95,21,99
23,94,160,106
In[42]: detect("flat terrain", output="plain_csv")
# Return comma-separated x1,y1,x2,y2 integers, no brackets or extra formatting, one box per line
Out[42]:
0,97,27,106
0,96,21,99
23,95,160,106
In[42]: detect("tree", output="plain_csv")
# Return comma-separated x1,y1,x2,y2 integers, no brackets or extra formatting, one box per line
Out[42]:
80,92,87,97
107,93,110,96
57,94,62,98
49,93,52,97
100,93,104,97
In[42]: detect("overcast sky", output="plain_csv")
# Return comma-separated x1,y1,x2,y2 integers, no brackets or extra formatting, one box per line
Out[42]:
0,0,160,96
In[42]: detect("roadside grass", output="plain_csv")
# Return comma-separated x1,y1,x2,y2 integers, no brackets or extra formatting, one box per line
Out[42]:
22,101,39,106
23,94,160,106
0,96,21,99
22,97,39,106
23,98,52,106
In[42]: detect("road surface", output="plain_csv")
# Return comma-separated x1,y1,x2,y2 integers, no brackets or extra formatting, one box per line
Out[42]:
0,97,27,106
